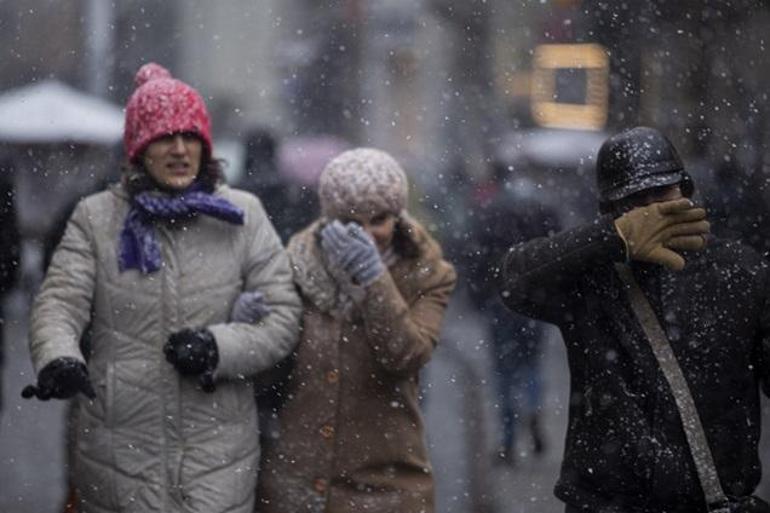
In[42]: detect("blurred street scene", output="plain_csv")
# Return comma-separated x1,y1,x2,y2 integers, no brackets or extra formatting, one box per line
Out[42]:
2,1,770,512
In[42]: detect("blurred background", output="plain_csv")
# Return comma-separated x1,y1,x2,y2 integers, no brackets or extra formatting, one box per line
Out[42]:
1,1,769,512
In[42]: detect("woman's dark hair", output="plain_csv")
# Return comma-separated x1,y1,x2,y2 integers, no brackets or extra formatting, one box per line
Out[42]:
392,216,420,259
122,153,226,196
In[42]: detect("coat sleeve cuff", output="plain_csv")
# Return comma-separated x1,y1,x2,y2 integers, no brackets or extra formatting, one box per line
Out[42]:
34,343,86,375
597,214,629,263
207,323,255,378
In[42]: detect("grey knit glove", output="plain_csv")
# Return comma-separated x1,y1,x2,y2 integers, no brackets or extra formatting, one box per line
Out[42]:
320,220,385,286
231,291,271,324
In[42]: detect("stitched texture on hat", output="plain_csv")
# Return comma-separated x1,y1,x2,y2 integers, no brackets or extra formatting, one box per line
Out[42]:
318,148,408,219
124,63,212,163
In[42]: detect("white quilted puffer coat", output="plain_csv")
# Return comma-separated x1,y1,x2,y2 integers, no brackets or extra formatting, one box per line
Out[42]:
29,183,301,513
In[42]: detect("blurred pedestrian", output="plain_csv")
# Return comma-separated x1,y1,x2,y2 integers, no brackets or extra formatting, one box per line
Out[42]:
251,148,456,513
42,143,123,273
700,160,770,258
37,145,122,513
465,160,561,465
499,126,770,512
0,159,21,417
22,63,301,513
236,127,319,242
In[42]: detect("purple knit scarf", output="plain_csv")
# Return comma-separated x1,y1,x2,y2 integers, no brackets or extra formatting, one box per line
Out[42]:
119,186,244,274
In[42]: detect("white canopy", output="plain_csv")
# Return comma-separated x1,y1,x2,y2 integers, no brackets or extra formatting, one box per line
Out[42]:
0,80,124,145
496,128,608,169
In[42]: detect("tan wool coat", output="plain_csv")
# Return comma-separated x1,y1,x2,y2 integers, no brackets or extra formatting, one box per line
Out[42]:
29,183,301,513
256,216,456,513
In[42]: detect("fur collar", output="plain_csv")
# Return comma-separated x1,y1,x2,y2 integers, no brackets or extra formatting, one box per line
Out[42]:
287,213,441,318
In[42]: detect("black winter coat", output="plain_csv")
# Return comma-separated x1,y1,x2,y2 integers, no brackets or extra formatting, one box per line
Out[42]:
499,216,770,513
0,174,21,411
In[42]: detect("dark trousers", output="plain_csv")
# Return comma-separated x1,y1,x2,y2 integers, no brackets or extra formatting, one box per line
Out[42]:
489,308,544,450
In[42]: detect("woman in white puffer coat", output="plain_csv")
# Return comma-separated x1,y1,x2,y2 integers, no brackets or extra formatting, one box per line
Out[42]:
23,63,301,513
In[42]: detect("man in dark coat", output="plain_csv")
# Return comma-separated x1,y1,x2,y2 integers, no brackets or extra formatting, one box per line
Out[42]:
236,127,318,243
499,126,770,512
0,163,21,415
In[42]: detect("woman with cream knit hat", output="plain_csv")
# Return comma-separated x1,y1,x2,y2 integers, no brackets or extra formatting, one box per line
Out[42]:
252,148,456,513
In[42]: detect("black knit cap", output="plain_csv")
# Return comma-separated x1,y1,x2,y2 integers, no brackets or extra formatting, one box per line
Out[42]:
597,126,693,212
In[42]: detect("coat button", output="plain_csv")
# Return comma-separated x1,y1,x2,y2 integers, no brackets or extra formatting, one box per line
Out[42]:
326,370,339,384
314,478,328,494
320,425,335,439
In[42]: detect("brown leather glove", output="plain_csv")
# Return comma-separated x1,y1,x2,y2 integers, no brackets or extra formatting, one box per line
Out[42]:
614,198,710,271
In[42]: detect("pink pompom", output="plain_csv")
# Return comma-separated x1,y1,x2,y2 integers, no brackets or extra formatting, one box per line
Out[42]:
134,63,172,88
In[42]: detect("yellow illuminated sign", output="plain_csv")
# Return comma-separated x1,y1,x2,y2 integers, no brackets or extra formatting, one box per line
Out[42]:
531,43,609,131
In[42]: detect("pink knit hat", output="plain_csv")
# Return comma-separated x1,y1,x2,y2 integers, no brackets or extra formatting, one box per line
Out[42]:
123,63,212,163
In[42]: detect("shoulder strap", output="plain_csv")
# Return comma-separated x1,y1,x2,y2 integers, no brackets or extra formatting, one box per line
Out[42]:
614,263,729,512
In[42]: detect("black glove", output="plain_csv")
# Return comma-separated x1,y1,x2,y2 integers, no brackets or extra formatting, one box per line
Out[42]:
21,357,96,401
164,328,219,393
